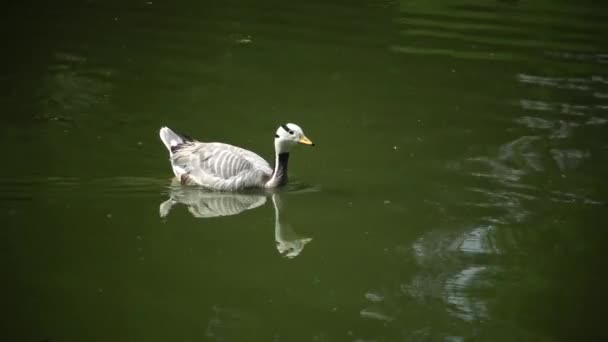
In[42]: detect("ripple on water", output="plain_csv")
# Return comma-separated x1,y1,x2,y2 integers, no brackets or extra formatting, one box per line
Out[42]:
0,176,323,199
0,176,170,201
550,148,590,172
517,73,594,91
444,266,489,322
392,2,608,64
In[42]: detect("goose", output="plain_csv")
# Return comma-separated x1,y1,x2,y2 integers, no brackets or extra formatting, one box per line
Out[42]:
159,123,314,190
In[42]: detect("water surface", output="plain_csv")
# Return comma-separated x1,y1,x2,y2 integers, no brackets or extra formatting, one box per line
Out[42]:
2,0,607,341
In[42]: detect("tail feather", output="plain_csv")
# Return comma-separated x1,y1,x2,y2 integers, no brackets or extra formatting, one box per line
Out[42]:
159,126,190,153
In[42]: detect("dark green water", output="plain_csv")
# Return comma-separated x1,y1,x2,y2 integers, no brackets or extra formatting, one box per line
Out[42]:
2,0,607,341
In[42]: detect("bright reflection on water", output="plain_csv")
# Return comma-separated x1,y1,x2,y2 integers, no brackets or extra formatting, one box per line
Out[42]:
1,0,608,341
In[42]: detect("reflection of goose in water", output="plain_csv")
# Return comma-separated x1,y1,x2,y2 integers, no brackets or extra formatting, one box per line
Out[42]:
270,193,312,258
160,185,311,258
160,185,266,218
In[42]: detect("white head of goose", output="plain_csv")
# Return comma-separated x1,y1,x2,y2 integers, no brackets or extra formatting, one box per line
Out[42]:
159,123,314,191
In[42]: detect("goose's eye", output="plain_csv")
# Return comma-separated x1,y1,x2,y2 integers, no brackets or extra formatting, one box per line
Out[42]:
289,130,294,135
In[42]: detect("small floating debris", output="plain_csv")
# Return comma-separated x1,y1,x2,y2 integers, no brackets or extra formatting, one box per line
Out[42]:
365,292,384,303
236,35,252,44
34,113,73,122
360,308,394,322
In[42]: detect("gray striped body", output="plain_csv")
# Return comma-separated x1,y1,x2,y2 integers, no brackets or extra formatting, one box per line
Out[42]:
170,141,273,190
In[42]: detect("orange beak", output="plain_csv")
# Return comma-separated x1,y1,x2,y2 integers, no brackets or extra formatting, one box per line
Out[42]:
298,135,315,146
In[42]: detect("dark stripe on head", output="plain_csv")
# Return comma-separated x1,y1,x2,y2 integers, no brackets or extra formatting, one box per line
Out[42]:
281,124,294,135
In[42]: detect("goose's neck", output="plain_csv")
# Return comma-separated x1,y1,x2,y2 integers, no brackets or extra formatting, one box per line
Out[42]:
267,151,289,188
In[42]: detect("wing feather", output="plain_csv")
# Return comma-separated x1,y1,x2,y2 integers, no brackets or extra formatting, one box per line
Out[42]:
170,142,273,190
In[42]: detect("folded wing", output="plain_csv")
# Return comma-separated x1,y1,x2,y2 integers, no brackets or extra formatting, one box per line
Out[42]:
171,142,273,190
